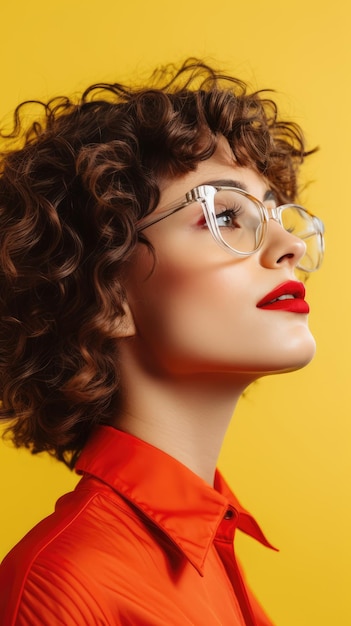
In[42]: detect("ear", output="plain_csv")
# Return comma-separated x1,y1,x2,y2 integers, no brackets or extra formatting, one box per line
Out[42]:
114,300,137,338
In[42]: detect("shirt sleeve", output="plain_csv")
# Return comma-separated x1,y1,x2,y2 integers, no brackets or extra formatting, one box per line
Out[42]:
0,555,121,626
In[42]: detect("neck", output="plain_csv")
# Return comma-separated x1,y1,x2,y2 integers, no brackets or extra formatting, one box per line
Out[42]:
114,366,253,486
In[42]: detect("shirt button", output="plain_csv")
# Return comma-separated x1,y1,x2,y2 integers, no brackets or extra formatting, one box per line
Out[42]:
223,509,234,520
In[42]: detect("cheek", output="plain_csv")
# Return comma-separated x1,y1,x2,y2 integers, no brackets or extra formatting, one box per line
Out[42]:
126,248,253,370
124,244,316,376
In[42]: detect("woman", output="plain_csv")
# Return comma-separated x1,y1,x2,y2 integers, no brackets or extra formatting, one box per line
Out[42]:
0,59,324,625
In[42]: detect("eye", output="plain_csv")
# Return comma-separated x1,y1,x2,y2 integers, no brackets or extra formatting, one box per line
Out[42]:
215,207,242,228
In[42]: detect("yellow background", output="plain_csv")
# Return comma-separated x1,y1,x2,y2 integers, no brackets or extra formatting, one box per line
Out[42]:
0,1,349,625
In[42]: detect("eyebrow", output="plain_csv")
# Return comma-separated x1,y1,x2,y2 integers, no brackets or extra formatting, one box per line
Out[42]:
204,178,274,202
203,179,249,191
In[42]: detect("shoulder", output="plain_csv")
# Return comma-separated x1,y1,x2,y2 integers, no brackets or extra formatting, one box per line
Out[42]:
0,477,136,625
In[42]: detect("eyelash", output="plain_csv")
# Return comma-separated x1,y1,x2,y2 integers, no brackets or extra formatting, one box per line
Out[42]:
196,205,242,228
215,207,241,227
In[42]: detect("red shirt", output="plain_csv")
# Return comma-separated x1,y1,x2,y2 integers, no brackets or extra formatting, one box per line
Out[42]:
0,426,276,625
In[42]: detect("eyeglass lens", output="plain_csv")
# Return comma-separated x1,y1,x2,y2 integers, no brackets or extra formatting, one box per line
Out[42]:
210,189,322,272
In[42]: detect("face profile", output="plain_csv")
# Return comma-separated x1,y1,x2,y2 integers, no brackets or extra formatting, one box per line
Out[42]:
121,141,319,386
0,59,324,626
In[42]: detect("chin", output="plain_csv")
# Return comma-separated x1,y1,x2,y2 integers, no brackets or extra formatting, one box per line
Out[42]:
263,336,317,376
243,330,317,377
279,322,317,366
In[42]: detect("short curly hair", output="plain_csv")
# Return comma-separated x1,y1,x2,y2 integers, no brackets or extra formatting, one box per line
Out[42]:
0,58,314,468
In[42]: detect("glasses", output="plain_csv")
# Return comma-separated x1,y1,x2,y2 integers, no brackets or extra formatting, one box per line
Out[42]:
137,185,325,272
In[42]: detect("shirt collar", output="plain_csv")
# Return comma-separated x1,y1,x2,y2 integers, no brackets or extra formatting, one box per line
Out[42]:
76,425,276,574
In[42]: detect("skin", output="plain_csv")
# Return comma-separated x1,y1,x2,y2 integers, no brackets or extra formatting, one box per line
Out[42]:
113,138,316,485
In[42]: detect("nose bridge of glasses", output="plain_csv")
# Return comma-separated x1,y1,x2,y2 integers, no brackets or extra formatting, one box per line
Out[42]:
263,203,280,222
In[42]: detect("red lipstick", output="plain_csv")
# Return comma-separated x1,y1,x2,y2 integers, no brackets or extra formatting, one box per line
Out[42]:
257,280,309,313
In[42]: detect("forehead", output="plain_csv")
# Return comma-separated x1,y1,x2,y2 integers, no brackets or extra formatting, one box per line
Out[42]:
157,138,269,209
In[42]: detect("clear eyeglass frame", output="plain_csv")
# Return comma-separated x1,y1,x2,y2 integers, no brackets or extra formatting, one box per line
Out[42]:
136,184,325,272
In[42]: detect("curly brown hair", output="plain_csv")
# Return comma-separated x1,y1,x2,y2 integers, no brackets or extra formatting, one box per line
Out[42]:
0,58,314,468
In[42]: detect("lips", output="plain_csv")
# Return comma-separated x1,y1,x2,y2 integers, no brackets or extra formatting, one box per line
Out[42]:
256,280,309,314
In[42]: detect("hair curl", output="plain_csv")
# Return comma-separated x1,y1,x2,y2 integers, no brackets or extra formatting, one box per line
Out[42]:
0,58,315,468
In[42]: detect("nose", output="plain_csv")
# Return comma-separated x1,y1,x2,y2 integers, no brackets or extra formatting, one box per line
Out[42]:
258,216,307,269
